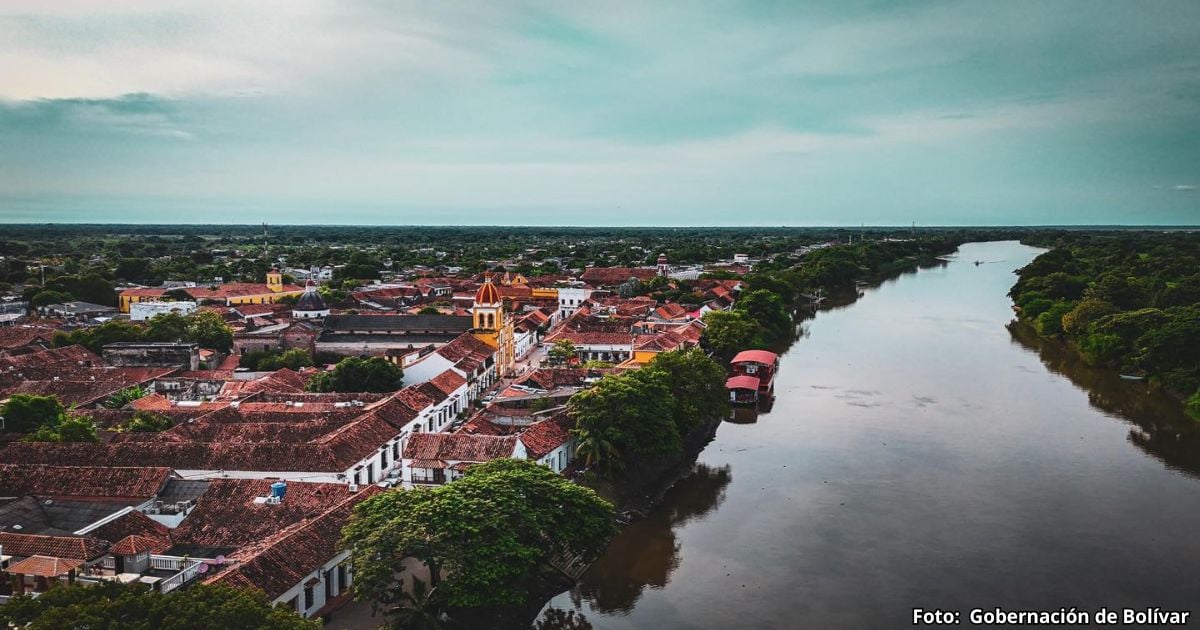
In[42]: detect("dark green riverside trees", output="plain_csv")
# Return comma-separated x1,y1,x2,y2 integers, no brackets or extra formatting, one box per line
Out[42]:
1009,233,1200,418
569,349,728,477
342,459,614,620
0,582,319,629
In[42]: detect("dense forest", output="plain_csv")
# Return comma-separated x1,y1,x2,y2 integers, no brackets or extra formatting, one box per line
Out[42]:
1009,232,1200,418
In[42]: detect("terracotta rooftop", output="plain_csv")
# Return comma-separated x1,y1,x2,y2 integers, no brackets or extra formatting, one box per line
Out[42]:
0,344,101,375
519,414,575,460
4,554,84,577
427,369,467,395
0,325,60,351
402,433,517,463
86,510,171,553
543,329,634,347
579,267,659,286
206,485,383,599
0,465,173,500
173,479,354,549
0,532,109,561
109,534,161,556
435,333,494,373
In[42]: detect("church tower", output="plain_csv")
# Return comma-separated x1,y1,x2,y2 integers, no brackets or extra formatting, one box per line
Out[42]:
473,274,502,331
657,253,669,277
266,267,284,292
472,274,515,377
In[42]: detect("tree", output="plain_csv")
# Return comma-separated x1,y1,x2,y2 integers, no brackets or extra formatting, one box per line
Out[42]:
548,339,577,365
1,394,67,433
1034,301,1074,336
735,289,792,340
701,310,760,359
386,577,447,630
24,416,98,443
103,385,146,409
144,311,189,342
344,460,614,614
567,369,680,476
308,356,403,393
418,306,441,315
574,426,619,471
52,320,144,353
120,411,174,432
616,277,642,298
0,582,320,630
1061,298,1117,336
644,348,729,435
30,289,73,308
186,311,234,352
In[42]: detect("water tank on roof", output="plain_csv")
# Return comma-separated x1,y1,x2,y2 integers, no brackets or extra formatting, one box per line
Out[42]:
270,481,287,501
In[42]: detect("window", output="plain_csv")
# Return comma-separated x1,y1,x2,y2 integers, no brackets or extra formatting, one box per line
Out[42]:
379,449,388,468
303,584,314,610
325,569,335,598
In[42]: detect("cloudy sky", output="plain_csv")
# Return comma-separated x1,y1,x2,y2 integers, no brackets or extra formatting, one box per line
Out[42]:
1,1,1198,225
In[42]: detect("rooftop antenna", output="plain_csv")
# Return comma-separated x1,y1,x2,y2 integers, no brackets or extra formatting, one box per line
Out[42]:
262,222,269,262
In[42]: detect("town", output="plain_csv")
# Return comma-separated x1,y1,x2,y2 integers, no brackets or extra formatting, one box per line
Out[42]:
0,225,955,627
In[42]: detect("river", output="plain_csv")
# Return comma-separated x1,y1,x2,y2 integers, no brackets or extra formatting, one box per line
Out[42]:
535,240,1200,629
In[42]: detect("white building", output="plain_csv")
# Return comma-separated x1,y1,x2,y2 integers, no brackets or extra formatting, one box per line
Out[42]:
129,300,198,321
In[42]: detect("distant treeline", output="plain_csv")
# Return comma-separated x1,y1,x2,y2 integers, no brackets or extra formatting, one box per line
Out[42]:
1009,232,1200,418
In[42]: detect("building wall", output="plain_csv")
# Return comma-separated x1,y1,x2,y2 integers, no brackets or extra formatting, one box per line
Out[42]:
276,552,354,619
130,301,197,321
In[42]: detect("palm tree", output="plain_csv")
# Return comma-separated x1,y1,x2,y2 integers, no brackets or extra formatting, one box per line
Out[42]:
387,577,447,630
574,427,619,472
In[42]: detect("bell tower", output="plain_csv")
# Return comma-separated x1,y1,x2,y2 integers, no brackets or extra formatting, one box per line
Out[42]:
473,274,501,331
266,267,284,292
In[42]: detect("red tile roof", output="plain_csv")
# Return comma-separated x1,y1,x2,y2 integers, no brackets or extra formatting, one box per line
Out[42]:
0,465,172,500
436,333,494,373
544,329,633,346
0,533,109,560
4,554,84,577
173,479,354,549
0,344,101,375
87,510,171,553
579,267,659,286
402,433,517,463
109,534,161,556
519,414,575,460
0,325,60,351
428,369,467,395
206,485,383,599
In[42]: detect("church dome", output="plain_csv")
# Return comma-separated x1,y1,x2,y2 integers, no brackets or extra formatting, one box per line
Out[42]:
293,280,328,316
475,277,500,304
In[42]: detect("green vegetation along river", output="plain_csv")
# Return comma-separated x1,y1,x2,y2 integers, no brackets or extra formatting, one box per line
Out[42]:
535,240,1199,629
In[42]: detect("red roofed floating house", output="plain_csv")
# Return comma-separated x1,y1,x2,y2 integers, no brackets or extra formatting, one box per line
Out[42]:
728,349,780,403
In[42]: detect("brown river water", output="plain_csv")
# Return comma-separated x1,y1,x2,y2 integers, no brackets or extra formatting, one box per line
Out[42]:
534,240,1200,629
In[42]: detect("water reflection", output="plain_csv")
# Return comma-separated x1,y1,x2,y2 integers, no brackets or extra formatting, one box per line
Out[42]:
1009,322,1200,477
533,607,594,630
572,463,732,614
725,408,759,424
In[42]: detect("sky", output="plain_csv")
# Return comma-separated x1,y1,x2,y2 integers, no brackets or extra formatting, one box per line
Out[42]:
0,1,1198,226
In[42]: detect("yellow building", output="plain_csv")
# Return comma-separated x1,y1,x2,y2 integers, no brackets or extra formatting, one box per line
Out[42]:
117,268,303,312
472,276,516,377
